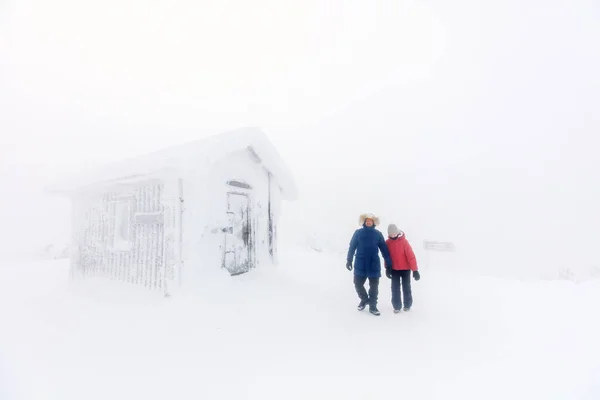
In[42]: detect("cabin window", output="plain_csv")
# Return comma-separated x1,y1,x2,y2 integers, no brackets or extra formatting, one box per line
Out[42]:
113,201,133,251
226,180,252,190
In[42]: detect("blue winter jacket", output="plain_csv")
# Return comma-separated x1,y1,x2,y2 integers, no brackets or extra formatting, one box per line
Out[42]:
347,225,393,278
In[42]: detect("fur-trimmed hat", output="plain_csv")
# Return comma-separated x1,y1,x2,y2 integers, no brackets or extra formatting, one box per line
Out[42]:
359,213,380,226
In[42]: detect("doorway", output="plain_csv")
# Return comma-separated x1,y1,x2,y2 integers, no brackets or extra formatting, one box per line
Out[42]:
223,192,254,275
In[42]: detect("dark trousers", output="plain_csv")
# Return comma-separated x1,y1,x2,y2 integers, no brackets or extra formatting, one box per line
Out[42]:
354,275,379,308
391,269,413,310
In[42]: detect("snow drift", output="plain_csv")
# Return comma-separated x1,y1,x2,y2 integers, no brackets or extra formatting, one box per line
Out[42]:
0,241,599,400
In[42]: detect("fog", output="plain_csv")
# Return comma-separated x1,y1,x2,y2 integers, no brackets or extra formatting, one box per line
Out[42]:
1,0,599,277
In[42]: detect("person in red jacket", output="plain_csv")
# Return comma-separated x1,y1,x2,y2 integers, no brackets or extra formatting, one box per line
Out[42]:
385,224,420,313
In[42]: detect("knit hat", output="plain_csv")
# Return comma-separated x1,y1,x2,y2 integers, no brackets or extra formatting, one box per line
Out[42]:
387,224,402,237
359,213,380,226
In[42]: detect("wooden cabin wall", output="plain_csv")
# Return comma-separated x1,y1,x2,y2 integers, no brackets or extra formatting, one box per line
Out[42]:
70,180,179,294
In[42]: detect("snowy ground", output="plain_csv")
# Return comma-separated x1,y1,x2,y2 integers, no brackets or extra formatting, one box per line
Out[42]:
1,245,600,400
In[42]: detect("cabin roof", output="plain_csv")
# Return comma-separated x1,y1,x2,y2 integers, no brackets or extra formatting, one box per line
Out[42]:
46,127,298,200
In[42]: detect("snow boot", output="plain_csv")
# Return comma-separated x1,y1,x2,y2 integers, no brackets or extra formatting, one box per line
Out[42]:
357,300,368,311
403,307,411,312
369,307,381,316
393,309,402,314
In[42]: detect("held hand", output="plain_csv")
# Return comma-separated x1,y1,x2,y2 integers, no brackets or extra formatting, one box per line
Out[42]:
385,267,392,279
413,270,420,281
346,261,353,271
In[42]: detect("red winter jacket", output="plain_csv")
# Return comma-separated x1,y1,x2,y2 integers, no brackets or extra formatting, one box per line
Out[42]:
386,233,418,271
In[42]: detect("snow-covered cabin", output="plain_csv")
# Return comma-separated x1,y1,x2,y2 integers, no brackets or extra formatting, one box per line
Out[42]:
47,128,297,296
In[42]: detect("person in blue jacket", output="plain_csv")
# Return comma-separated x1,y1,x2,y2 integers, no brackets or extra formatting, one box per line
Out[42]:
346,213,393,316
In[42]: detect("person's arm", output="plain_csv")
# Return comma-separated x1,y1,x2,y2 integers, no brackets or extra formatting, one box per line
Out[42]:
378,233,392,268
405,240,420,280
384,239,392,268
405,240,418,271
347,230,359,265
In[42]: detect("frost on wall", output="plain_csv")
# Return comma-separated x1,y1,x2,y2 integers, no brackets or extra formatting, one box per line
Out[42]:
200,148,275,277
71,181,177,294
113,202,133,251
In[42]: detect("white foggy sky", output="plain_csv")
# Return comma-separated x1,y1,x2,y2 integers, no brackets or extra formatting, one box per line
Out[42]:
0,0,446,164
1,0,599,274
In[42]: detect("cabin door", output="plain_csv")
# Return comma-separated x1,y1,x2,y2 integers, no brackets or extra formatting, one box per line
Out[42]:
223,192,253,275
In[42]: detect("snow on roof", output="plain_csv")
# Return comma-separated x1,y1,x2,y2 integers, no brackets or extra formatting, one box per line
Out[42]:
46,127,298,200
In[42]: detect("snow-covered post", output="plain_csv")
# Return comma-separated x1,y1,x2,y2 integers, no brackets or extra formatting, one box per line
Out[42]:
161,176,184,297
69,195,84,282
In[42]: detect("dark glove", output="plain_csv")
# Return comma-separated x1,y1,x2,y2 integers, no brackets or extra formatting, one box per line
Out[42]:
385,267,392,279
346,261,353,271
413,270,420,281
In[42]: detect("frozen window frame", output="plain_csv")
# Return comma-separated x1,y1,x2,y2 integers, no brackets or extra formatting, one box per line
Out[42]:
112,201,133,251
